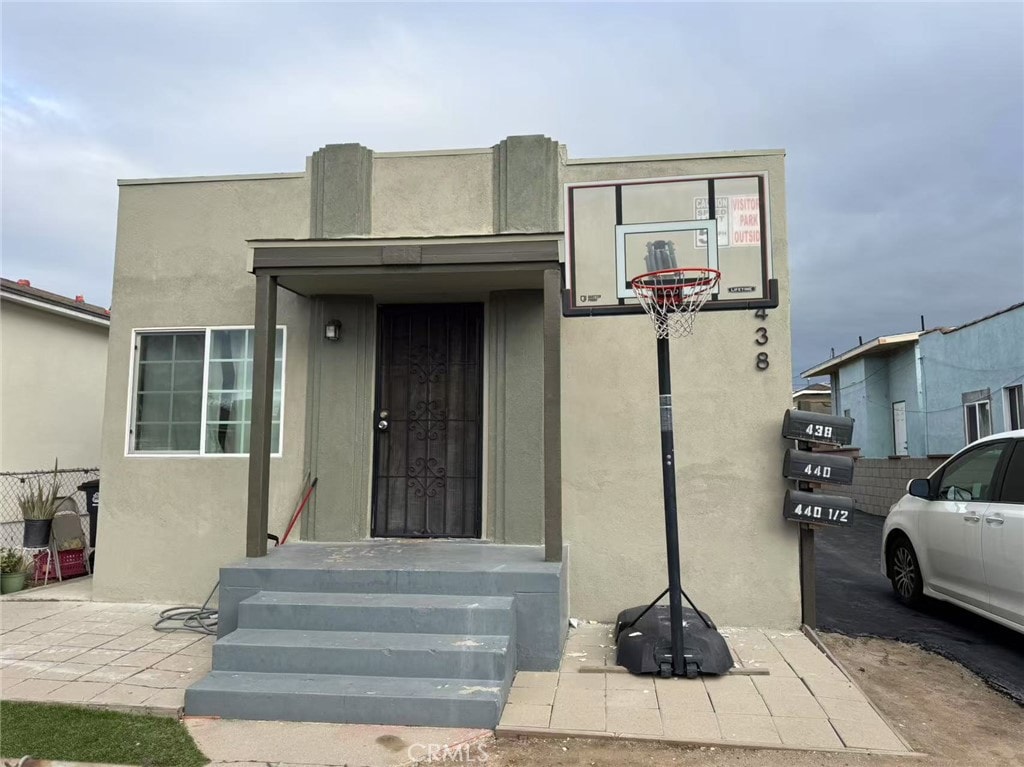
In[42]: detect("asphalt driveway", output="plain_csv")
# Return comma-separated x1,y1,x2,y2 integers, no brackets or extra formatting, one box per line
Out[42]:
815,510,1024,705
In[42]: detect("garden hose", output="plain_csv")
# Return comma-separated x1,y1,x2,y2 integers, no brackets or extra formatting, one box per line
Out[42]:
153,580,219,635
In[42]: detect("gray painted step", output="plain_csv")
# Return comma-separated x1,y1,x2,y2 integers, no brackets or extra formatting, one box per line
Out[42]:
185,671,504,728
239,591,514,635
214,628,510,680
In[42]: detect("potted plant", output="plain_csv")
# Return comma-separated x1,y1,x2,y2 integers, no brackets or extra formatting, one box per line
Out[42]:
0,548,30,594
19,459,61,548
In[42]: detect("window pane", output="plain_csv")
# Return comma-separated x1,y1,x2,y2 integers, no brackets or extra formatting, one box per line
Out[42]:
174,334,205,361
998,443,1024,503
208,359,242,390
966,405,979,443
171,422,201,451
133,332,204,452
207,392,249,423
938,443,1006,501
978,402,992,438
210,329,247,361
1010,386,1023,430
172,392,202,422
136,423,170,450
173,361,204,391
137,392,171,423
140,334,173,361
206,423,245,454
204,329,283,455
138,362,173,391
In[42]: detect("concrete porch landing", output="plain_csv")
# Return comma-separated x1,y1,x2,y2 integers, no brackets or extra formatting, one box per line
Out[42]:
497,622,914,755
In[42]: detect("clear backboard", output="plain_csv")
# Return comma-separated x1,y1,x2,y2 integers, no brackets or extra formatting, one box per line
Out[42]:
563,173,778,316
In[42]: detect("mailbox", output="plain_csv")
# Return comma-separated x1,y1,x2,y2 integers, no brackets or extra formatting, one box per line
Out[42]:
783,449,856,485
782,409,855,447
783,489,855,528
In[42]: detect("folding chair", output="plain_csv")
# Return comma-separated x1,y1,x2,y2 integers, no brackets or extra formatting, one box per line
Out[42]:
45,499,91,582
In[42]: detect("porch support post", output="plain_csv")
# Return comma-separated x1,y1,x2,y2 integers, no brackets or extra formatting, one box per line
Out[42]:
246,273,278,558
543,267,563,562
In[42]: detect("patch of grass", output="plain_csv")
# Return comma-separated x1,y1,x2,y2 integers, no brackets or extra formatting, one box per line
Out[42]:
0,701,208,766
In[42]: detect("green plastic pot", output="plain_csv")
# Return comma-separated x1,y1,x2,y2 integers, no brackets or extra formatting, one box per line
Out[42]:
0,571,27,594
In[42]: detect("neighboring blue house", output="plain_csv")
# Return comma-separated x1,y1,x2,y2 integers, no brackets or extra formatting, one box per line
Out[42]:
802,302,1024,458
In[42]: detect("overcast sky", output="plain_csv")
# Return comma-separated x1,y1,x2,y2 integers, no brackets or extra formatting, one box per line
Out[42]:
3,2,1022,384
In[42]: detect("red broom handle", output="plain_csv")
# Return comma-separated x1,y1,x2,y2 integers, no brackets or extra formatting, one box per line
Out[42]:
280,477,318,545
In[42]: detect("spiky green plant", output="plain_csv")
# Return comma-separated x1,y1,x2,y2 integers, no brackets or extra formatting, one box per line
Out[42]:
0,548,30,574
18,459,61,521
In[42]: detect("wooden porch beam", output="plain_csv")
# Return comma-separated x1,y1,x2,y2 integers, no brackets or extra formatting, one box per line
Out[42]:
246,274,278,557
543,267,563,563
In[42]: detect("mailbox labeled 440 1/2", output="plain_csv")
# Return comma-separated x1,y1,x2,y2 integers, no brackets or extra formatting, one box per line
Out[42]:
783,489,855,528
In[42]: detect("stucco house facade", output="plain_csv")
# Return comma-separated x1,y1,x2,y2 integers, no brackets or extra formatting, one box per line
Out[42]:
1,279,110,472
803,302,1024,458
94,137,797,725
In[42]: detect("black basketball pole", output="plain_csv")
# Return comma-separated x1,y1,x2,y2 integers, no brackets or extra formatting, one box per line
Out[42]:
656,335,686,675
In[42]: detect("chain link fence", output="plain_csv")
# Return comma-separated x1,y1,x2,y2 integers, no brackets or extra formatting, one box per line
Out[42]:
0,468,100,549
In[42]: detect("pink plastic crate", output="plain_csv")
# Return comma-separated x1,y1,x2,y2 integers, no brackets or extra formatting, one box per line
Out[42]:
33,549,88,581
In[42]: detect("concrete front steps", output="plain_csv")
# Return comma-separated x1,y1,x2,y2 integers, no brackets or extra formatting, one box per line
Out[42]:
185,591,517,728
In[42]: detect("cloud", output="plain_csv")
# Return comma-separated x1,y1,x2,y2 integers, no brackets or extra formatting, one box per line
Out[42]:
1,2,1021,377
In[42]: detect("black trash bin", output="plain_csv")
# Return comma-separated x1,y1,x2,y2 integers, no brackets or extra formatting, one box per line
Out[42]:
78,479,100,550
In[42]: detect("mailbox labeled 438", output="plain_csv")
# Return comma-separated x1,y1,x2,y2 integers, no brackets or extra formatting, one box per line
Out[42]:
782,410,854,447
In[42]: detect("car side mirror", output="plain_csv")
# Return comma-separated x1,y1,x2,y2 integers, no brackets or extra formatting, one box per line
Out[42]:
908,478,932,499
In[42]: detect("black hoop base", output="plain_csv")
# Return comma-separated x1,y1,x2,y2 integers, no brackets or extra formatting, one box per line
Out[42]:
614,603,733,678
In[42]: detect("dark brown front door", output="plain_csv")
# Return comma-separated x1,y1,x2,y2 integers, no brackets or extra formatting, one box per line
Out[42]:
371,304,484,538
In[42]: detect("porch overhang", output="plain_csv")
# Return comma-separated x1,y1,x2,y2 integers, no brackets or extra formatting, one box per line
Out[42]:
244,233,564,563
248,234,561,296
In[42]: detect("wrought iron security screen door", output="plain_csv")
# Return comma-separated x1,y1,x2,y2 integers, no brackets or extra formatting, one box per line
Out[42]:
372,304,484,538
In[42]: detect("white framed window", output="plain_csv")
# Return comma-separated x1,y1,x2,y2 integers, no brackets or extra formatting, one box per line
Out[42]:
963,400,991,445
1004,384,1023,431
128,326,285,456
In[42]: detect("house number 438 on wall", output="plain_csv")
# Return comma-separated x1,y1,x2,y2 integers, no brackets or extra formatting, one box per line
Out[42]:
754,308,769,371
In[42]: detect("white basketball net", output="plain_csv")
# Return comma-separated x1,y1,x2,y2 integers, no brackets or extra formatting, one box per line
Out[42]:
632,268,721,339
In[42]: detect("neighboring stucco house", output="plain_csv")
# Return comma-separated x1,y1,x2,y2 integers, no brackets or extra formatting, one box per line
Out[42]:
1,278,110,472
95,137,796,725
802,302,1024,458
792,382,831,414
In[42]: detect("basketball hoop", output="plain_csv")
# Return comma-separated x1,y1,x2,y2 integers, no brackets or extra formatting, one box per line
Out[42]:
614,264,733,679
631,267,721,339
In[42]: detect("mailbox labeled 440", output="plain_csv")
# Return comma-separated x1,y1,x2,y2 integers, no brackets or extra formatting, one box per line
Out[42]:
783,449,855,485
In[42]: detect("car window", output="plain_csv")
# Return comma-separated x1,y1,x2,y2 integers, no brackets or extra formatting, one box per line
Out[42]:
996,442,1024,504
937,442,1007,502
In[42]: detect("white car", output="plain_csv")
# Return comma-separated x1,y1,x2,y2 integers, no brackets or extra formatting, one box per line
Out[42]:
881,429,1024,634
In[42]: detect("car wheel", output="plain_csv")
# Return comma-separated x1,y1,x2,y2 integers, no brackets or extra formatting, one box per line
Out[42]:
888,535,923,606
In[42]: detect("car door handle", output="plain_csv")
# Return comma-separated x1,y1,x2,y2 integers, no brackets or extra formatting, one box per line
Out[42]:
963,514,981,523
984,515,1005,526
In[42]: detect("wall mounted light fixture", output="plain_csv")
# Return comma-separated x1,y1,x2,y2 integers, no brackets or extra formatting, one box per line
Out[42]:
324,319,343,342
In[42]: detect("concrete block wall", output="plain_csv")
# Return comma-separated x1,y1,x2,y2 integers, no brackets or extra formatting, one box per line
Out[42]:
821,457,946,517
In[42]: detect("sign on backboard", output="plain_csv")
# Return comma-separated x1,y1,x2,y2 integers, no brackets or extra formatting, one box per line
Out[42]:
563,173,778,316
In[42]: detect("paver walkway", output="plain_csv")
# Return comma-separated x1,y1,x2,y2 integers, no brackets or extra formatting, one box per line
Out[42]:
497,622,913,754
0,589,211,714
3,585,912,759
